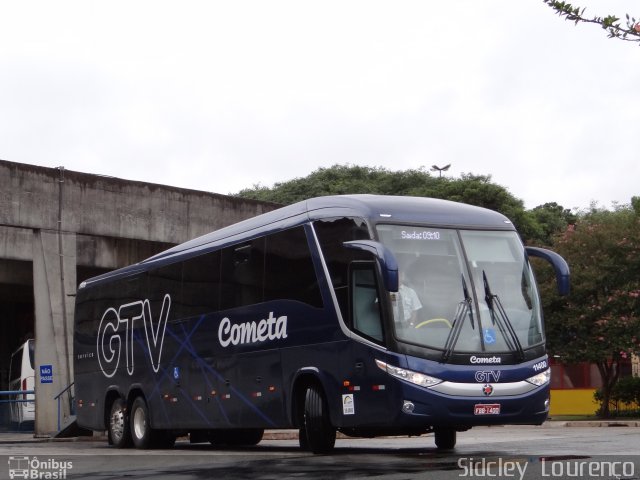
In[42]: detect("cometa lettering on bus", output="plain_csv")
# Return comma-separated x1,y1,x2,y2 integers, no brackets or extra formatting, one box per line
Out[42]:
469,356,502,364
218,312,288,347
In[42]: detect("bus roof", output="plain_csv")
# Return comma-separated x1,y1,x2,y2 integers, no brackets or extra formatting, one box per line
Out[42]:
79,195,514,288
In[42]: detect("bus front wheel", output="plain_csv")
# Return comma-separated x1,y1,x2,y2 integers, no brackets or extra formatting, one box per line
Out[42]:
303,385,336,454
434,427,456,450
108,397,131,448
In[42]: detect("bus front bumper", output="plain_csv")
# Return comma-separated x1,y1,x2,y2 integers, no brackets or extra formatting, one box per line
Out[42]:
395,381,550,428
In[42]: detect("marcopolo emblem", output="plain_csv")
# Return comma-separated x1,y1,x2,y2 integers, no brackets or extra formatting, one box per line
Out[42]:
482,384,494,396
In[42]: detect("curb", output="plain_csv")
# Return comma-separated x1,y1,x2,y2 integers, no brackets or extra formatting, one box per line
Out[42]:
559,420,640,428
2,421,639,444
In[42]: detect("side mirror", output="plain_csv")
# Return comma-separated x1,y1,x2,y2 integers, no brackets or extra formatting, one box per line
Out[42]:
343,240,399,292
525,246,570,296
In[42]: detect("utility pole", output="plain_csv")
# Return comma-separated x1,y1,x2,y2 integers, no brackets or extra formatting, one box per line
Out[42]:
430,164,451,178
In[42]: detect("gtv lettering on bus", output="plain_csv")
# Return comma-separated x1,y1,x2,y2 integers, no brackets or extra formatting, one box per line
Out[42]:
96,294,171,378
96,294,289,376
218,312,288,347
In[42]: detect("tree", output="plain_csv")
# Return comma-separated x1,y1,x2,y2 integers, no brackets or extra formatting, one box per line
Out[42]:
541,201,640,417
529,202,577,246
543,1,640,43
234,165,545,240
234,164,440,204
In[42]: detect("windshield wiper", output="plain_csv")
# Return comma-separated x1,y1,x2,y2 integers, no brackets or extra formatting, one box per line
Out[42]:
442,275,475,362
482,271,525,360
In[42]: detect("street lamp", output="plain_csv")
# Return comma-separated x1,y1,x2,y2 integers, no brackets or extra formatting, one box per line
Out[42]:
430,164,451,178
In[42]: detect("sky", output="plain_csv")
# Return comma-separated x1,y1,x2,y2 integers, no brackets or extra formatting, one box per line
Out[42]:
1,0,639,211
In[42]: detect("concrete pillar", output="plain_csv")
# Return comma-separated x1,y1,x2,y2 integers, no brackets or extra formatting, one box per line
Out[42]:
32,230,77,436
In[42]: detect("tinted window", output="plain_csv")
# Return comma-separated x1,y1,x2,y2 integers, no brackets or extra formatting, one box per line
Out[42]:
27,340,34,370
9,347,22,382
220,238,265,310
314,217,371,323
148,262,184,321
181,251,221,319
351,263,384,343
264,227,322,308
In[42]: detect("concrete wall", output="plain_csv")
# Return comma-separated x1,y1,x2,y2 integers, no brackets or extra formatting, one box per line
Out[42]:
1,160,275,245
0,159,280,435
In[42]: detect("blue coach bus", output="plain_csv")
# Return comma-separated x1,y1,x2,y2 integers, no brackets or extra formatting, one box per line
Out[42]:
73,195,569,453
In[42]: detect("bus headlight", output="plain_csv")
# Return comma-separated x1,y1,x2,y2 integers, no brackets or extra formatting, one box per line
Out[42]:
375,359,442,388
526,369,551,386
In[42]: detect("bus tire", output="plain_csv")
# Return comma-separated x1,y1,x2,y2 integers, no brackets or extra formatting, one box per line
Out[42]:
108,397,131,448
303,385,336,454
434,427,456,450
130,396,155,449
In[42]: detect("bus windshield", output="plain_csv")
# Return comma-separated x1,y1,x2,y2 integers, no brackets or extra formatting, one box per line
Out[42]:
375,225,543,355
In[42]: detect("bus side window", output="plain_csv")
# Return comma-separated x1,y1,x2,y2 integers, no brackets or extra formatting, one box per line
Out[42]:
264,227,323,308
314,217,371,323
350,262,384,343
149,262,185,322
220,239,265,310
180,251,221,319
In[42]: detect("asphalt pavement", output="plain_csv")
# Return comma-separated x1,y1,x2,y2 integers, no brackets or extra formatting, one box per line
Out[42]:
1,419,639,445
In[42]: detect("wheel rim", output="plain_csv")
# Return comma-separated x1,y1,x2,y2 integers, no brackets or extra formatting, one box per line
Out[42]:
132,405,147,440
110,405,125,443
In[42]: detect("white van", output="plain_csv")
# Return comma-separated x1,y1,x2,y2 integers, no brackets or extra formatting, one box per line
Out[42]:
8,339,35,426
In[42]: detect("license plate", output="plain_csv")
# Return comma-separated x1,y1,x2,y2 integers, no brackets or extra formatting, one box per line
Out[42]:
474,403,501,415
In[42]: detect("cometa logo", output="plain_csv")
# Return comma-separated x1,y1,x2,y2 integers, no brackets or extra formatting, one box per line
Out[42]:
218,312,288,347
469,356,502,364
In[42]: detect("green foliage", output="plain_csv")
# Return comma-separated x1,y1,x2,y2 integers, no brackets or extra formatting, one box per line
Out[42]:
541,202,640,416
235,164,439,204
529,203,577,246
594,376,640,417
543,0,640,43
234,164,564,244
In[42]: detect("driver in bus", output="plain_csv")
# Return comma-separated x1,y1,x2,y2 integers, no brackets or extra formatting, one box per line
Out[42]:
397,270,423,327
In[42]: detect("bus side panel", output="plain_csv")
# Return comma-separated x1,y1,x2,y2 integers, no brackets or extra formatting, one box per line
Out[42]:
188,301,341,430
340,342,405,428
74,275,150,432
224,349,287,428
74,286,113,431
281,339,351,426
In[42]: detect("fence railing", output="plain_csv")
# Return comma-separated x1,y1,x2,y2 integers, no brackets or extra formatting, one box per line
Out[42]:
54,382,75,431
0,390,35,403
0,390,35,431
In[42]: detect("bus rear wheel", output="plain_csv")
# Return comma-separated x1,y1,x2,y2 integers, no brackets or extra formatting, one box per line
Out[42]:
303,385,336,454
108,397,131,448
434,427,456,450
130,396,157,449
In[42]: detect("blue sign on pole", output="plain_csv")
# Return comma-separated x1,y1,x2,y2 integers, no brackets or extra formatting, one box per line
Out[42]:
40,365,53,384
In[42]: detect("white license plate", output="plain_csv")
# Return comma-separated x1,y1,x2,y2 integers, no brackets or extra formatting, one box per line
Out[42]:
474,403,501,415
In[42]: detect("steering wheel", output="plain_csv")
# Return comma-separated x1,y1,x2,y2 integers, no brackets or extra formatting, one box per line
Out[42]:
415,318,452,329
